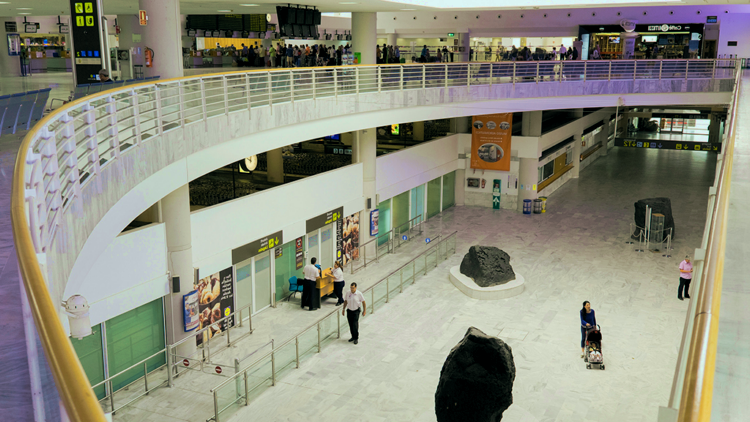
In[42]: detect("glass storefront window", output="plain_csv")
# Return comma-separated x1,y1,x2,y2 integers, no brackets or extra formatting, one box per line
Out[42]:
377,199,392,246
275,239,305,302
427,177,441,219
392,191,410,234
411,185,424,222
254,251,272,313
320,225,333,269
236,259,253,314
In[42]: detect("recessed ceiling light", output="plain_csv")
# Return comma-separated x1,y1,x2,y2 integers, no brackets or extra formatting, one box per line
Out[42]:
0,2,12,4
18,13,31,15
17,7,33,9
239,3,259,5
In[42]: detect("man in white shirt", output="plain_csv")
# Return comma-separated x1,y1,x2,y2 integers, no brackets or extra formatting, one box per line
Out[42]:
342,282,366,344
331,261,345,306
302,258,320,311
559,44,567,61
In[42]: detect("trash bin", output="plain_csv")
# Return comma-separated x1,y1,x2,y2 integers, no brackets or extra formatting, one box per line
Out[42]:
539,197,547,213
533,199,542,214
523,199,532,214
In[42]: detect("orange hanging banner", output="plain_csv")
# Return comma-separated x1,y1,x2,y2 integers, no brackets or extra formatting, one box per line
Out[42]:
139,10,147,26
470,113,513,171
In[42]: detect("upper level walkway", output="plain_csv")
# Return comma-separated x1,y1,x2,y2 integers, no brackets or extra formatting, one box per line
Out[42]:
7,59,741,422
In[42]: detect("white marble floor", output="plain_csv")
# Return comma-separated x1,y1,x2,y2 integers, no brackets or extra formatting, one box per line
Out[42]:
113,145,715,422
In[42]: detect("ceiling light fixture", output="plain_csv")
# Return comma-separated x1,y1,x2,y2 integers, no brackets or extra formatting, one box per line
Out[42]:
239,3,260,5
339,1,359,4
400,8,416,10
217,9,232,12
17,7,33,9
18,12,31,14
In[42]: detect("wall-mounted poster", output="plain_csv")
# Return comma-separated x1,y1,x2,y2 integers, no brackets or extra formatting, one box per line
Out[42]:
471,113,513,172
295,237,304,270
370,209,379,237
183,290,200,332
193,267,234,346
342,213,360,266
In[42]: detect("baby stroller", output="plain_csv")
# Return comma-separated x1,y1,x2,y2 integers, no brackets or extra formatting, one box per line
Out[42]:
584,325,605,370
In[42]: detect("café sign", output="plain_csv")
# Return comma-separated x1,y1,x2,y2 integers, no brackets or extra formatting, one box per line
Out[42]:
648,24,682,32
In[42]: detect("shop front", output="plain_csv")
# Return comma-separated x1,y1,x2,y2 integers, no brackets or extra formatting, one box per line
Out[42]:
232,231,281,317
579,23,704,60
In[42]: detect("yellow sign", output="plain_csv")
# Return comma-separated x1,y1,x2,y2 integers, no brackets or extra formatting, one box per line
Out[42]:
85,2,93,13
86,16,94,26
76,16,85,27
74,3,83,13
224,307,231,317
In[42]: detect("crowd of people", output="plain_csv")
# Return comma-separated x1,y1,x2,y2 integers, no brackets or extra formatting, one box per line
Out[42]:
218,42,353,68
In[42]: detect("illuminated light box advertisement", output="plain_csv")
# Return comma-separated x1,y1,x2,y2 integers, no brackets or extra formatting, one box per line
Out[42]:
193,267,235,346
471,113,513,172
183,290,200,332
342,213,360,266
370,209,379,237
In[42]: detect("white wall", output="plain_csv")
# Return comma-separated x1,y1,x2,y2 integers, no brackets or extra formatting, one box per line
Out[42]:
376,135,461,201
717,14,750,58
191,163,364,272
63,223,169,331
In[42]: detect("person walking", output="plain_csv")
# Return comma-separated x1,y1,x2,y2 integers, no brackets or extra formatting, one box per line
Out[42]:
580,300,596,358
678,256,693,300
343,282,366,344
302,258,320,311
332,261,346,306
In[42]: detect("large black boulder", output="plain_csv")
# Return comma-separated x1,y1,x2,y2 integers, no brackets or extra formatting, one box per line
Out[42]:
633,197,675,239
459,246,516,287
435,327,516,422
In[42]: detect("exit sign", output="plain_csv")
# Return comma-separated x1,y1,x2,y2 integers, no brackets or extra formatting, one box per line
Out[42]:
448,33,455,37
706,16,717,23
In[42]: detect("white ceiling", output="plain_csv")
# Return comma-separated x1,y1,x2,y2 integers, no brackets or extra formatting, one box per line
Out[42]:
0,0,748,17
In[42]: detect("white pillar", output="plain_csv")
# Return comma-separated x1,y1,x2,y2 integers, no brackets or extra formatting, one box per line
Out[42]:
458,33,471,62
267,148,284,183
708,113,721,143
353,129,377,251
117,14,145,80
161,185,196,357
522,111,543,137
572,108,584,119
517,158,538,212
139,0,183,79
600,118,610,155
413,121,425,141
387,33,397,47
0,17,21,77
572,130,583,178
451,117,471,134
351,12,377,65
621,32,639,60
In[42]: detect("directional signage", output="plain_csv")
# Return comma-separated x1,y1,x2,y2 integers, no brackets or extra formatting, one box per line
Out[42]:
69,0,103,85
306,207,344,233
231,231,283,264
615,138,721,153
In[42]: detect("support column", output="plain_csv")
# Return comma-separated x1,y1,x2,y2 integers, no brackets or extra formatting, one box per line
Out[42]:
0,17,21,77
351,13,377,65
352,129,377,252
572,130,583,178
413,121,425,141
139,0,183,79
267,148,284,183
620,32,639,60
450,117,471,134
572,108,584,119
161,185,196,358
386,33,397,48
522,111,543,137
517,158,538,213
708,113,722,143
117,14,145,80
455,169,465,206
458,33,471,62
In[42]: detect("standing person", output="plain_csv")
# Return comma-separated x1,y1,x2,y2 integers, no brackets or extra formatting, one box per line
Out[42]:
591,43,601,60
421,45,427,63
552,46,557,60
436,47,442,63
449,47,454,62
678,256,693,300
302,258,321,311
332,261,346,305
376,44,382,64
572,46,579,60
286,44,294,67
510,45,518,61
259,44,266,67
559,44,567,61
442,46,448,62
269,45,276,67
580,300,596,358
342,282,366,344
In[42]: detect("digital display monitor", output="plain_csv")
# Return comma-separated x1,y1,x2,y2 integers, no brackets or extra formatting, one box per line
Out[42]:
391,124,400,135
608,36,620,44
641,35,658,43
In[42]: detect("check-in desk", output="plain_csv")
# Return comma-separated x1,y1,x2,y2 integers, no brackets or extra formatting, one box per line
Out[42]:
309,268,334,309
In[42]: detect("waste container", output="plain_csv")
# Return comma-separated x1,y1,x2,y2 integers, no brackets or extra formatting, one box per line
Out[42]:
533,199,542,214
539,197,547,213
523,199,532,214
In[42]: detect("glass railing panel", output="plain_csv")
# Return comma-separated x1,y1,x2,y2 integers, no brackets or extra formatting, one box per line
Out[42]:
426,249,437,270
402,262,415,287
372,282,387,310
388,274,401,297
415,254,426,276
214,370,248,422
272,340,297,380
297,327,318,361
319,312,339,347
243,356,273,402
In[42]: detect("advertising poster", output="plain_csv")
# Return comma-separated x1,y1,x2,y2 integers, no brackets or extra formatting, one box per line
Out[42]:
193,267,234,346
295,237,304,270
370,209,379,237
336,218,343,263
471,113,513,171
342,213,360,266
183,290,200,332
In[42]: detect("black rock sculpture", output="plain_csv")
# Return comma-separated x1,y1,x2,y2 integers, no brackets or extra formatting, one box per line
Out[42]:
435,327,516,422
459,246,516,287
633,197,675,239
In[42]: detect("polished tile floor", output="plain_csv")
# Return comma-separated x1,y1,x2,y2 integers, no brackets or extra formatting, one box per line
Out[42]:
113,145,716,422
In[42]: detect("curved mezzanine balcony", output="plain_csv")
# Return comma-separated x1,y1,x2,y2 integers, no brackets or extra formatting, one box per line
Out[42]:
10,59,740,421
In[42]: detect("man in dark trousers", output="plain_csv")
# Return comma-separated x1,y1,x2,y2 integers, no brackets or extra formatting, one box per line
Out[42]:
302,257,320,310
678,255,693,300
342,282,366,344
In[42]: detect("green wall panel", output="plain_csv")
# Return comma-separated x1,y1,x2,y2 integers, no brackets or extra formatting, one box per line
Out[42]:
275,239,305,301
71,324,105,400
427,177,442,219
442,171,456,211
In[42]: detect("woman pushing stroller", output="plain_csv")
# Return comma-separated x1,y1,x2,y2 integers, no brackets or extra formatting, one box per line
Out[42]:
580,300,596,358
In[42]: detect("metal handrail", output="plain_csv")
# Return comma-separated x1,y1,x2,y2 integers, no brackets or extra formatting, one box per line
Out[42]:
208,231,458,422
349,228,393,273
10,59,737,422
669,60,742,421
